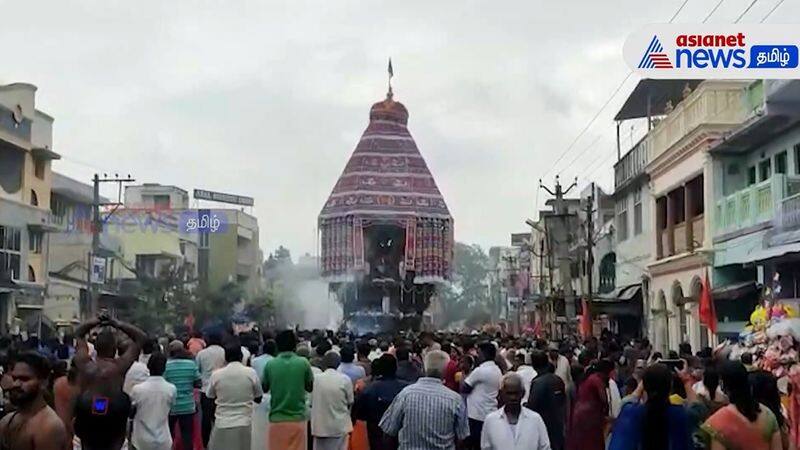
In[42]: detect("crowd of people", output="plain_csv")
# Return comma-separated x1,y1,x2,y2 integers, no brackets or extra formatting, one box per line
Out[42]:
0,317,792,450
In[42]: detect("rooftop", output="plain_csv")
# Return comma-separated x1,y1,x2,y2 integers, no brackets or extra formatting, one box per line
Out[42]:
614,79,702,122
52,172,106,204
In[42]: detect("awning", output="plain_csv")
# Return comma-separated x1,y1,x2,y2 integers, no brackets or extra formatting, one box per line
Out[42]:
31,147,61,160
747,242,800,263
595,283,642,302
712,281,758,301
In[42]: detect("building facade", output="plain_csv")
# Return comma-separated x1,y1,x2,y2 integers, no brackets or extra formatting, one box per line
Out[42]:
119,184,262,298
710,80,800,337
47,172,112,328
0,83,60,334
645,80,754,352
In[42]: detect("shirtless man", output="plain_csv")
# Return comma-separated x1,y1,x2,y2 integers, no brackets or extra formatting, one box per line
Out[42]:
0,352,70,450
72,314,147,450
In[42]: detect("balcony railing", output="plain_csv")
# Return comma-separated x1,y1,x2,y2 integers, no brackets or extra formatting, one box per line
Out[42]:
658,214,705,259
715,174,800,235
674,223,687,254
777,192,800,231
693,215,705,247
650,82,751,162
615,82,752,191
660,229,671,258
614,136,650,189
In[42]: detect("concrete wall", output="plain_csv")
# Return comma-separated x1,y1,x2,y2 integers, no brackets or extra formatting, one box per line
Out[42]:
125,184,190,209
649,265,708,353
45,278,82,326
208,225,238,290
22,151,50,211
106,223,183,279
615,181,652,287
0,84,36,118
0,83,52,211
25,111,54,212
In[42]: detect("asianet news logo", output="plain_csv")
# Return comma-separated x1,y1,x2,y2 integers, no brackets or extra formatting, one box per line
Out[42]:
625,25,800,78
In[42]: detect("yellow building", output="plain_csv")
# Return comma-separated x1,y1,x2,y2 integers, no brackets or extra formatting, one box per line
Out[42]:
0,83,60,334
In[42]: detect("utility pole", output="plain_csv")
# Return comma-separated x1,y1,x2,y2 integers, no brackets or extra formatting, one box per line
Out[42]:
585,182,595,327
502,254,518,333
87,173,135,318
539,175,578,335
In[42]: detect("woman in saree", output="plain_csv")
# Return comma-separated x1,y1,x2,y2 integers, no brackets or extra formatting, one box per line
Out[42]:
566,358,612,450
703,361,782,450
608,363,691,450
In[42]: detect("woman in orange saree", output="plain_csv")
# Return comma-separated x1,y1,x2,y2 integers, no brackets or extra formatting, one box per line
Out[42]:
702,362,782,450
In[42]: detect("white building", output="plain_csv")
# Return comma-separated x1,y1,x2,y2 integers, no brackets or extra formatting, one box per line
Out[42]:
613,79,755,352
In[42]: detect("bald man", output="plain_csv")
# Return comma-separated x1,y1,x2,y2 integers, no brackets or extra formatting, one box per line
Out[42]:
480,373,551,450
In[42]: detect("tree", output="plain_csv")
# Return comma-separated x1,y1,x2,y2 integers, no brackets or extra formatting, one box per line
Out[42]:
129,263,196,334
275,245,292,261
196,281,244,326
439,242,491,326
242,288,277,328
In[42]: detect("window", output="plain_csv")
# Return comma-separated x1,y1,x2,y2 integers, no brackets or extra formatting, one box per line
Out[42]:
795,144,800,174
633,189,643,235
34,157,45,179
760,159,772,181
776,151,788,175
152,195,170,209
599,253,616,294
0,226,22,280
675,188,686,223
28,230,42,254
656,197,667,231
616,210,628,242
616,198,629,242
688,175,704,217
748,166,757,185
135,255,157,278
30,189,38,207
199,232,210,248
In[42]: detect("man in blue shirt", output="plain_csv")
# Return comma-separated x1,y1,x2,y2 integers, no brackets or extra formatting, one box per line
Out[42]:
355,354,407,450
380,350,470,450
337,344,366,384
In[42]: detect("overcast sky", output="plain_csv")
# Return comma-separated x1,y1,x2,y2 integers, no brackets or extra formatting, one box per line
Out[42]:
2,0,794,258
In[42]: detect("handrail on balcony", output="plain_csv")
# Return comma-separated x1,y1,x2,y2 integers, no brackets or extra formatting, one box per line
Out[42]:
614,135,652,188
715,174,800,235
649,82,750,162
778,192,800,231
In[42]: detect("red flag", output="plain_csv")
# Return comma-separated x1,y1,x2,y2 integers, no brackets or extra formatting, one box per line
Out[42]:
580,298,592,338
532,319,542,338
699,268,717,334
184,312,195,331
